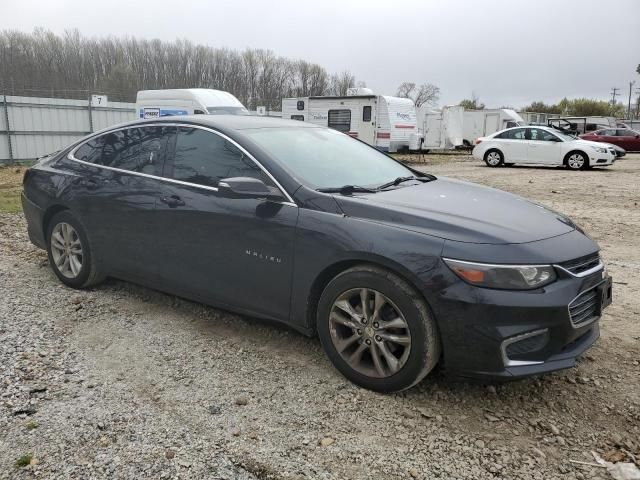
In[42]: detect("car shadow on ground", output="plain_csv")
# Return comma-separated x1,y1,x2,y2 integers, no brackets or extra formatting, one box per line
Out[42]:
97,277,577,404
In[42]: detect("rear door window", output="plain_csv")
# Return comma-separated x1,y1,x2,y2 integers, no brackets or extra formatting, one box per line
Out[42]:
101,127,170,175
74,126,170,176
328,109,351,133
168,127,273,188
496,128,526,140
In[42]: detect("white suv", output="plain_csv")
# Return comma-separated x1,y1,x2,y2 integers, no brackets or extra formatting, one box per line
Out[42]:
472,126,617,170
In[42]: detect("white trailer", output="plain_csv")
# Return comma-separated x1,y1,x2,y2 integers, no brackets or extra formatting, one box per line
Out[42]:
135,88,248,119
414,105,464,151
281,90,416,152
461,109,525,146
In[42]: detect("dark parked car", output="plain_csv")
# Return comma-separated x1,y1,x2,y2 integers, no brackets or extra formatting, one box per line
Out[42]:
21,116,612,392
580,128,640,152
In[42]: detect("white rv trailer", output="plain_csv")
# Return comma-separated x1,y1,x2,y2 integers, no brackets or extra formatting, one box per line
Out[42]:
281,90,416,152
414,105,464,151
135,88,248,119
461,109,525,146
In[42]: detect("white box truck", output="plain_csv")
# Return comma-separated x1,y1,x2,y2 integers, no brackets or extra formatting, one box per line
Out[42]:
281,89,417,152
135,88,248,119
461,109,525,146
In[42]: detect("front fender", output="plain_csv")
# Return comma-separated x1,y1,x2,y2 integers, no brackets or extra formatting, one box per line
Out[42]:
289,208,447,330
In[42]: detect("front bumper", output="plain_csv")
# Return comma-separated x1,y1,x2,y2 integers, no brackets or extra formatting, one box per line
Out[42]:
432,264,611,381
589,149,616,166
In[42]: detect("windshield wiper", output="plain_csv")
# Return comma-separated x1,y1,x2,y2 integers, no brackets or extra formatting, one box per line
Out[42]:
317,185,378,195
375,175,435,191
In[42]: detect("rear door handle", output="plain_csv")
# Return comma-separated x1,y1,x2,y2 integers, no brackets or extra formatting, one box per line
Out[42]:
160,195,185,208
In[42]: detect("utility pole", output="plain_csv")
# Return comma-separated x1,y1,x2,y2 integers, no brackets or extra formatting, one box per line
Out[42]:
628,81,636,120
610,87,620,108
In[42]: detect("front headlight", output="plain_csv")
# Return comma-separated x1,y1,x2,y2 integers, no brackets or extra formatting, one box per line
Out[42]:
443,258,557,290
591,146,607,153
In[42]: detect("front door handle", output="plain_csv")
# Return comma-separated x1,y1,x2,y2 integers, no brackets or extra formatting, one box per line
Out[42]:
160,195,185,208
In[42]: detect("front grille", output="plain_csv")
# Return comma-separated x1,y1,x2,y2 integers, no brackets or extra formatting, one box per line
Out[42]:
559,253,601,276
505,330,549,357
569,287,599,326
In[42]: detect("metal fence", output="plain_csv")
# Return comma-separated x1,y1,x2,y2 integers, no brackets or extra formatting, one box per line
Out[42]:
0,95,135,165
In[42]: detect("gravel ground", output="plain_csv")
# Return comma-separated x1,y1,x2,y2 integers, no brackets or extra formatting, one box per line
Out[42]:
1,155,639,479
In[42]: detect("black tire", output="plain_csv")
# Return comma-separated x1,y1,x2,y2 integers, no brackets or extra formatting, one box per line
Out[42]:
46,211,105,289
317,265,441,392
484,149,504,167
565,151,588,170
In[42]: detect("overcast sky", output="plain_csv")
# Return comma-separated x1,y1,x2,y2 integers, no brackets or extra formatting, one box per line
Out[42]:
3,0,639,108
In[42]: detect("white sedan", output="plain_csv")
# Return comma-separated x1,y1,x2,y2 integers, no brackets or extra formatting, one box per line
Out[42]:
472,126,617,170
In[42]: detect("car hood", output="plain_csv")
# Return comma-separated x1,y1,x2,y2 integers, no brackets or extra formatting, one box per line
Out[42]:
571,139,611,149
335,177,576,244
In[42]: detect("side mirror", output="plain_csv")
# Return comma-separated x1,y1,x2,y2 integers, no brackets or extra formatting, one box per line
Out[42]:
218,177,280,199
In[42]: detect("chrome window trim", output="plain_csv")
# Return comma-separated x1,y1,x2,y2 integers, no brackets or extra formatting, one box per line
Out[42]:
67,122,297,207
500,329,547,367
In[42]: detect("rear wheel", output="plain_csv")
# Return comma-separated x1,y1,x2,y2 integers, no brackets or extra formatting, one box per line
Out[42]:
317,265,440,392
566,151,588,170
484,149,504,167
46,211,104,288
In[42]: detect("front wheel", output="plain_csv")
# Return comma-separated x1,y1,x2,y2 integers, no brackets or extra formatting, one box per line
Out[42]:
46,211,104,288
566,152,588,170
317,265,441,392
484,149,504,167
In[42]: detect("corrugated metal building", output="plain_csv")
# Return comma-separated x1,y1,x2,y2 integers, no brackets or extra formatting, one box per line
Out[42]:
1,95,135,165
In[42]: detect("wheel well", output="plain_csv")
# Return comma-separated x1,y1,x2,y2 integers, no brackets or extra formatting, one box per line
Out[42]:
484,148,502,159
563,150,587,165
42,205,69,238
306,259,429,333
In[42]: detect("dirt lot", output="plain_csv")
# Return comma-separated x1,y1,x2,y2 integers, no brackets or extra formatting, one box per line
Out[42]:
1,155,639,479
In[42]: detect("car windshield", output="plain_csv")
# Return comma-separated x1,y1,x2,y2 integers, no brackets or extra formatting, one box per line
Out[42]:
245,127,416,189
206,106,249,115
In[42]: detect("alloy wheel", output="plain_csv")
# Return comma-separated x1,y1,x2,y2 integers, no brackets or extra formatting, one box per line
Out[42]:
328,288,411,378
567,153,585,169
50,222,83,278
486,152,501,166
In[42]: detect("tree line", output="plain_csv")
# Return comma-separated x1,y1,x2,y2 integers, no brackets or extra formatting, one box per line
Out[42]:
458,93,635,118
0,29,362,108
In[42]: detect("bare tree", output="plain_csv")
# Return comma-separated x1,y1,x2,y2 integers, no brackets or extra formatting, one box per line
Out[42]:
0,29,365,107
396,82,440,107
328,71,356,96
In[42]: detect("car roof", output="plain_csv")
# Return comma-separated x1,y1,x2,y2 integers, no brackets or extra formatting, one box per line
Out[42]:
117,114,320,131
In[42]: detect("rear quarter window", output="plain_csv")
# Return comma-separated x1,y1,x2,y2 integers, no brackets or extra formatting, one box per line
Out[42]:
74,137,105,163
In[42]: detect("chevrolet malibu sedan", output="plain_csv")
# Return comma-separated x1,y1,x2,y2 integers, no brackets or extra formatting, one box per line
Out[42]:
22,116,612,392
473,126,617,169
